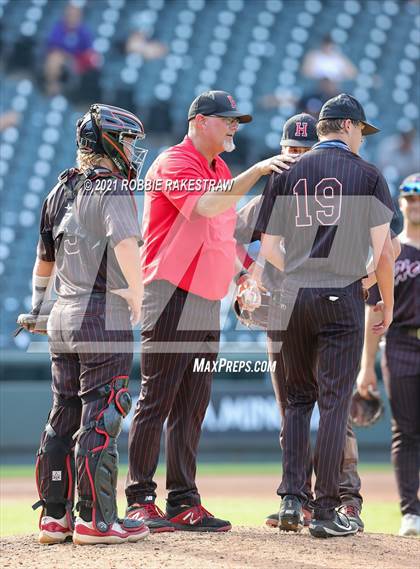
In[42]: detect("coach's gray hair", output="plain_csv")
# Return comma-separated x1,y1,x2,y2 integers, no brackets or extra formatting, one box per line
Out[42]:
187,118,197,136
77,149,105,172
316,118,359,137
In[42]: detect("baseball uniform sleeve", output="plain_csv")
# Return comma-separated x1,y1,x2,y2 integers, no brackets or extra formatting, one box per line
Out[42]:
255,172,285,236
234,195,263,244
37,197,55,262
101,184,142,248
369,172,395,229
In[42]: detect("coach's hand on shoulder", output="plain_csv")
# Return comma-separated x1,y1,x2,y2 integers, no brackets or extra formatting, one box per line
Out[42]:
110,287,142,326
371,301,393,336
356,366,378,399
257,153,296,176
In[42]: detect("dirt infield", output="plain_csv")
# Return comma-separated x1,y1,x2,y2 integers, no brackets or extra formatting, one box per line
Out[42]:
3,471,417,568
2,528,420,569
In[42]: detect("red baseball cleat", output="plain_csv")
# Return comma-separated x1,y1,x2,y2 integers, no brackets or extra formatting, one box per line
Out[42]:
73,517,149,545
39,514,73,544
166,504,232,532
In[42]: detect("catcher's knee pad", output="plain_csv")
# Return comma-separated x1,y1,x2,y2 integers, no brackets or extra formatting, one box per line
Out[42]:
75,376,131,531
33,422,77,527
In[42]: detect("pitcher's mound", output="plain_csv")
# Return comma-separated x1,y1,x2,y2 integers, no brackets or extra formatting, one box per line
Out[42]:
1,527,419,569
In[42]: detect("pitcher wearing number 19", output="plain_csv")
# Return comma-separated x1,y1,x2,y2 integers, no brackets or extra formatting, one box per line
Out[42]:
256,94,396,538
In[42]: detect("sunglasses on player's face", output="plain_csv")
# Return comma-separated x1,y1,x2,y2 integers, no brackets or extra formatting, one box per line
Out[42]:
400,184,420,196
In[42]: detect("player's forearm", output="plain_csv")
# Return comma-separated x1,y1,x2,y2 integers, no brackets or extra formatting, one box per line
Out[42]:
195,164,262,218
34,258,55,277
360,305,381,369
32,258,55,309
260,235,284,271
364,237,401,288
114,237,143,293
374,241,395,309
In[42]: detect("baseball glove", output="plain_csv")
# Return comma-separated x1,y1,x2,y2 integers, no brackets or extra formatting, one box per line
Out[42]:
233,291,270,330
350,388,384,427
14,300,55,336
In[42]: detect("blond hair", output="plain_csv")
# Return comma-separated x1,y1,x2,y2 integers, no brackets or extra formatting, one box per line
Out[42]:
76,149,105,172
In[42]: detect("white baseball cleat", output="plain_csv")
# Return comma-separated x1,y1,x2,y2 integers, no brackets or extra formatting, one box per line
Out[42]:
73,517,149,545
399,514,420,537
39,514,73,544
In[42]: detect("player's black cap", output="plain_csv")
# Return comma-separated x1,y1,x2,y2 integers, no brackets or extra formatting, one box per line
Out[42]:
281,113,318,148
318,93,379,135
188,90,252,123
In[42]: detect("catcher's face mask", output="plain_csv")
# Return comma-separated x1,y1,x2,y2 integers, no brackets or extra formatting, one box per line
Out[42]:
121,134,148,179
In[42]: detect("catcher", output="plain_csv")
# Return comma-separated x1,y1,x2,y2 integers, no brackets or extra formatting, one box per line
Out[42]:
18,104,149,545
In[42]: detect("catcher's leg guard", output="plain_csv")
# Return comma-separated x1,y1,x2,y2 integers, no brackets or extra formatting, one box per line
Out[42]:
75,376,132,532
33,396,80,538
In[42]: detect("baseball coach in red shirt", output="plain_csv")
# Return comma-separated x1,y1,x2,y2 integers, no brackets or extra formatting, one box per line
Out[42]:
125,90,294,532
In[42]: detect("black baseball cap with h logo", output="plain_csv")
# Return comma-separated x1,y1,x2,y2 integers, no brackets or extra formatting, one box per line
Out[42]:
188,90,253,123
281,113,318,148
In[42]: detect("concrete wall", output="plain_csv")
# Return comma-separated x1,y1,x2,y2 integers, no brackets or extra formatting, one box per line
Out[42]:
1,377,392,463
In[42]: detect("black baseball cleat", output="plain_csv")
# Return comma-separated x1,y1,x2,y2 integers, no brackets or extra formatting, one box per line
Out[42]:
309,511,359,538
166,503,231,532
266,505,312,528
279,495,304,532
126,502,175,533
338,505,364,532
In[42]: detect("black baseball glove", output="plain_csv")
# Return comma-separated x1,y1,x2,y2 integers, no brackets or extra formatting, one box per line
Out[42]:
350,388,384,427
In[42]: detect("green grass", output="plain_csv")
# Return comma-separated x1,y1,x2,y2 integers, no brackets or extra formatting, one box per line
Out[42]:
0,498,401,537
0,463,399,537
0,462,392,479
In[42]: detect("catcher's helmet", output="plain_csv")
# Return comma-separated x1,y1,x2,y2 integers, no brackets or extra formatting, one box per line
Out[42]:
233,291,270,330
76,103,147,179
399,172,420,197
350,389,384,427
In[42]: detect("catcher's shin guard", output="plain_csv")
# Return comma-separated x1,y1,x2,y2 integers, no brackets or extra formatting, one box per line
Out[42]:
75,376,131,532
33,422,76,531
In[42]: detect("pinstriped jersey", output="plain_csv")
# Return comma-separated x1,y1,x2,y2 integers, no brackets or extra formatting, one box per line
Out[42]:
368,241,420,329
37,168,142,298
256,145,395,284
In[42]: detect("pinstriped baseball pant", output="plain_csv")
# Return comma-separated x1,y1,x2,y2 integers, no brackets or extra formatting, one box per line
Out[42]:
383,332,420,516
267,341,362,509
268,281,365,516
39,297,133,512
126,280,220,507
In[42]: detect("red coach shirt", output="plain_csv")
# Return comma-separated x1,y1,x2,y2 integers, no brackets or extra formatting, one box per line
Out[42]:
142,136,237,300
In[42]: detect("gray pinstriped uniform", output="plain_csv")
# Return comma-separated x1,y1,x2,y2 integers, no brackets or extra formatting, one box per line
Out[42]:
36,169,141,505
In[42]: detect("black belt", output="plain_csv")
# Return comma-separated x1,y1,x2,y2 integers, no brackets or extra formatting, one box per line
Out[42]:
393,327,420,340
405,327,420,340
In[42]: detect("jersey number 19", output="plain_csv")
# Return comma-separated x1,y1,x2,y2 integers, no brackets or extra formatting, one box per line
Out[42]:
293,177,342,227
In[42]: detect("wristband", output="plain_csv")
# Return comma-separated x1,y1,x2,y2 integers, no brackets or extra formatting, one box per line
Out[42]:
234,269,248,285
243,253,254,270
32,274,51,311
